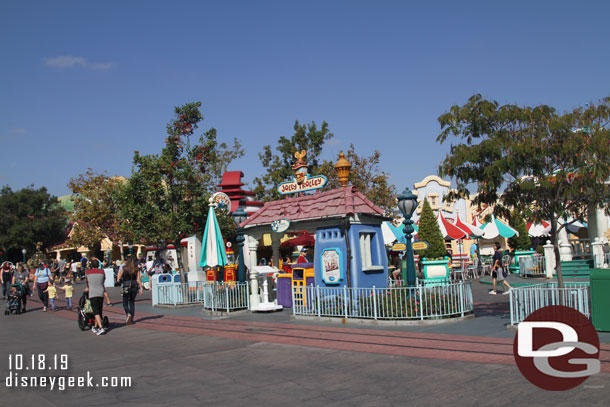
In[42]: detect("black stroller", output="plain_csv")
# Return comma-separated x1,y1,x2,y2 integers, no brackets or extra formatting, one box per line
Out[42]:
4,284,24,315
77,291,109,331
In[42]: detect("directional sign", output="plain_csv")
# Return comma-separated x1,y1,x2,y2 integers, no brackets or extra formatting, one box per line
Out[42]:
412,241,429,251
391,243,407,252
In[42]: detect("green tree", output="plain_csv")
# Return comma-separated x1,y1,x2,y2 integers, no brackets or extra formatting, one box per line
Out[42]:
417,198,446,260
0,186,68,262
67,170,130,251
437,94,610,288
253,120,333,201
508,210,531,251
318,144,397,214
120,102,238,277
206,136,245,189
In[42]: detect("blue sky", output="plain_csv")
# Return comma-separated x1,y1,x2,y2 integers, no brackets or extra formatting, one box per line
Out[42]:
1,1,609,197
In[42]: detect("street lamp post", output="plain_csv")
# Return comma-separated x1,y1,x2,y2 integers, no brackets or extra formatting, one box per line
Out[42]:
22,248,26,264
397,188,418,287
232,208,248,283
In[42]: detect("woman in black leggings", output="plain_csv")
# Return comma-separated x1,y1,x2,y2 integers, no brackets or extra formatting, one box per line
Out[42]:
12,263,30,312
116,256,143,325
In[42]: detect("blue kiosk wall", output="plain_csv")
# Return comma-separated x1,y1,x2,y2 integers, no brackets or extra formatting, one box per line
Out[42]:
314,226,348,287
313,224,387,289
348,224,388,289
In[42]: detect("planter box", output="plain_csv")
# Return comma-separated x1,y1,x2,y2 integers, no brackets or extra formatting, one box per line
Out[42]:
422,258,450,282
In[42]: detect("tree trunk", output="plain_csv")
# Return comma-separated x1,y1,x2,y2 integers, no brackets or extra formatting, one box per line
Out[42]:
174,236,186,279
173,236,189,301
119,240,124,262
550,218,565,306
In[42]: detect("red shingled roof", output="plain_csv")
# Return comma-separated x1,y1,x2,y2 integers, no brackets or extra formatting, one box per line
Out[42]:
241,186,385,228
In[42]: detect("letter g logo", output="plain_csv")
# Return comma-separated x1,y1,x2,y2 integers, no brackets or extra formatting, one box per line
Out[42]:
513,306,601,391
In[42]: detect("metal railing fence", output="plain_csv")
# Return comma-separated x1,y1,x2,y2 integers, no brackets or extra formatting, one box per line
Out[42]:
594,253,610,268
203,282,250,312
292,281,473,321
509,282,590,325
152,281,207,306
519,255,546,278
152,281,249,312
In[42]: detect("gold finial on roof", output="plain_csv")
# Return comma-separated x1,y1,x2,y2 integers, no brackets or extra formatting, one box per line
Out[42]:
334,152,351,187
292,149,308,184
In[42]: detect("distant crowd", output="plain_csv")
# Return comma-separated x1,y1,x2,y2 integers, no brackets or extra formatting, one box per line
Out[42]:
2,252,169,335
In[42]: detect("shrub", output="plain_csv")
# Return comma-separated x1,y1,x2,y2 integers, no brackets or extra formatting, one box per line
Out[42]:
508,210,532,251
417,198,447,260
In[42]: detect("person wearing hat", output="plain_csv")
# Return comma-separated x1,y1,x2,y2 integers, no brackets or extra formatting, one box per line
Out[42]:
296,248,309,264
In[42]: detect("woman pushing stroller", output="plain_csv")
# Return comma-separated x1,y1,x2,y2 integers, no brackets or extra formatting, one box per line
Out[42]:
12,263,30,312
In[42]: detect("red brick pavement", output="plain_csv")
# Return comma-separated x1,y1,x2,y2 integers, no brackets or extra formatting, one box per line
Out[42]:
35,296,610,373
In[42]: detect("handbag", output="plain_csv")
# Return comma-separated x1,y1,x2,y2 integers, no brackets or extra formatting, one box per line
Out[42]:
502,267,508,278
83,299,93,314
121,280,136,295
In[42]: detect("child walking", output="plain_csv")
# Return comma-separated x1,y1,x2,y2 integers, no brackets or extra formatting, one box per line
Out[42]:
57,280,74,310
44,282,57,311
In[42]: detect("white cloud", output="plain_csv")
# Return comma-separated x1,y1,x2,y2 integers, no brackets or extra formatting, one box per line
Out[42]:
44,56,114,70
11,128,28,135
328,138,341,146
1,128,28,140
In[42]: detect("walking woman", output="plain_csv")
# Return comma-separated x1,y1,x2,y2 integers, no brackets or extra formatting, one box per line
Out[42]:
1,262,14,300
116,255,143,325
33,263,52,311
12,263,30,312
490,242,512,295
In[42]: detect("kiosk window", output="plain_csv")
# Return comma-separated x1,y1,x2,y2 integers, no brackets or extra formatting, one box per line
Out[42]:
359,232,382,271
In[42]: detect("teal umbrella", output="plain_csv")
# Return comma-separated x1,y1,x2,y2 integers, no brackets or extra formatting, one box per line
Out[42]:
199,205,227,268
480,215,518,239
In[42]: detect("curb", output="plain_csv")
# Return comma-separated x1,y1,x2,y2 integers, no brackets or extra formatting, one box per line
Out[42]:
292,312,476,326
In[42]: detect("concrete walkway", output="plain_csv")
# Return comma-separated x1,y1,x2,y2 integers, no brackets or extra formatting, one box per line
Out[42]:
2,279,609,406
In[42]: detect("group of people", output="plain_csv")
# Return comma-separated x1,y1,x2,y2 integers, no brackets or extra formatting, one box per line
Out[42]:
72,256,145,335
2,254,148,336
2,262,35,311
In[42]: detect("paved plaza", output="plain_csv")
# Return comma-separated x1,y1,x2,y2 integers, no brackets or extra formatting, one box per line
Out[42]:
1,280,609,406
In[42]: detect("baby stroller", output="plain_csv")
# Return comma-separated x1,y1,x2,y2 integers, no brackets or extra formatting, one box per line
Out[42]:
77,292,109,331
4,284,23,315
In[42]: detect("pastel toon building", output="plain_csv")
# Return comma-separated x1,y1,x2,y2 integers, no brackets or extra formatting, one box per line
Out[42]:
239,152,389,290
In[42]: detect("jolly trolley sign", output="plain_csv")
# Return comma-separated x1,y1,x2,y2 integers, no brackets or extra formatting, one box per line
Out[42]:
277,149,328,195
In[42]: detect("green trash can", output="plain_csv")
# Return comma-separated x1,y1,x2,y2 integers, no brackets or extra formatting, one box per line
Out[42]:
590,268,610,332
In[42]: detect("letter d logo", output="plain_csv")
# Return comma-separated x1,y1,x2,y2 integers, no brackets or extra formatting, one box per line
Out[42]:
518,322,577,357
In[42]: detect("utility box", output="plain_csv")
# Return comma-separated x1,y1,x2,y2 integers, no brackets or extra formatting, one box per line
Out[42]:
590,268,610,332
